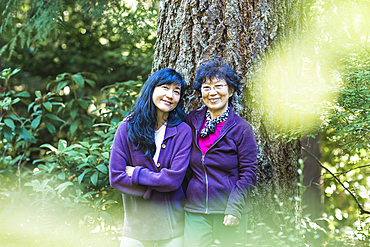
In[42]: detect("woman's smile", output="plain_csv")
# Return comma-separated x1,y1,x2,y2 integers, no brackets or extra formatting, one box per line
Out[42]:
209,98,220,104
161,98,173,106
152,83,181,123
201,78,234,119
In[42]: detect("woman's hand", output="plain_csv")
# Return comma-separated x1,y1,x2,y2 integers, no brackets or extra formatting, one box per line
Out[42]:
223,214,240,227
126,166,135,177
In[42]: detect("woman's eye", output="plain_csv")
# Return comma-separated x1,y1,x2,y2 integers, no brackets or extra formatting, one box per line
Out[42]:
174,90,180,95
162,85,169,89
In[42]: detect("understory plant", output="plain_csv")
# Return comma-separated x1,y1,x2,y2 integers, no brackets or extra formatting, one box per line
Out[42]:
0,67,141,245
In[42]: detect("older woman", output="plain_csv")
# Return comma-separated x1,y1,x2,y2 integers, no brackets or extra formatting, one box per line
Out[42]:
184,59,257,247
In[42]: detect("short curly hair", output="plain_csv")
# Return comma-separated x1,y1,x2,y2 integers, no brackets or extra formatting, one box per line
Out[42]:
193,59,242,96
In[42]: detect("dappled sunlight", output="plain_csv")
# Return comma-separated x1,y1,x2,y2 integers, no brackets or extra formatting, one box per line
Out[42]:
257,0,370,138
0,205,121,246
256,42,339,137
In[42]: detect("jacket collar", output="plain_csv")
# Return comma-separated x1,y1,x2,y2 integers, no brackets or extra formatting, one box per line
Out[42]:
163,123,177,141
193,104,236,134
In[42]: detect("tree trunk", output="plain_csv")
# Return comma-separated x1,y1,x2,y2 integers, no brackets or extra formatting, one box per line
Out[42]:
153,0,303,244
302,134,323,219
302,134,324,245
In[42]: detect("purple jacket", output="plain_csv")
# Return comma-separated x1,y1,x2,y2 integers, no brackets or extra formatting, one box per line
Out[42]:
109,121,192,240
184,106,257,219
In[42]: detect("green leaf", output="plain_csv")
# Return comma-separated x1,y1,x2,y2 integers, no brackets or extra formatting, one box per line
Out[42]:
4,118,15,129
77,99,89,110
15,91,30,97
10,68,21,77
12,98,20,104
102,200,116,206
15,127,36,143
55,181,73,194
65,101,72,111
82,116,93,128
77,163,91,169
58,139,67,151
0,68,11,79
85,79,96,88
55,73,70,82
96,164,108,174
58,171,66,180
79,142,90,148
70,107,78,119
43,101,52,112
45,121,56,134
4,126,13,141
99,211,113,224
82,191,98,198
31,115,42,129
64,150,82,157
33,104,40,112
72,74,84,87
102,152,110,159
78,168,91,184
6,114,19,121
0,44,9,59
91,171,98,186
35,90,42,98
70,120,81,136
44,113,65,123
57,81,69,93
40,144,57,152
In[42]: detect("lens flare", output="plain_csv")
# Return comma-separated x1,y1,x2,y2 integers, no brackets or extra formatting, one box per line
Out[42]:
254,0,370,136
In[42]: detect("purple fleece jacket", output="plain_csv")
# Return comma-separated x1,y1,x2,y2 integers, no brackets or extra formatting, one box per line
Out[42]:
109,121,192,240
184,106,257,219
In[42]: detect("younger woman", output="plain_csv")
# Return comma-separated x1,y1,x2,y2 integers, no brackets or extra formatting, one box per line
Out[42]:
109,68,192,247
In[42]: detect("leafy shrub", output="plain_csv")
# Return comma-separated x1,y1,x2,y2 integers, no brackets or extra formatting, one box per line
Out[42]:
0,67,142,244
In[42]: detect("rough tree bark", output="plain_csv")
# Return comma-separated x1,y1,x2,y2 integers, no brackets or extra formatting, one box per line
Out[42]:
153,0,303,244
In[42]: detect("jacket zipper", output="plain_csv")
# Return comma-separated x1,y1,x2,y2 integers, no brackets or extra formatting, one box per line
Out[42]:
195,122,236,214
201,155,208,214
195,130,209,214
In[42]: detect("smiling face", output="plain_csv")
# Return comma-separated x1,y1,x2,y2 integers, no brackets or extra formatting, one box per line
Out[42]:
152,82,181,122
201,77,234,119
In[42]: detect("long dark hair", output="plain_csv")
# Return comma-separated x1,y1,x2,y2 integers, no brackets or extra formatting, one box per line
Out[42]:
127,68,186,157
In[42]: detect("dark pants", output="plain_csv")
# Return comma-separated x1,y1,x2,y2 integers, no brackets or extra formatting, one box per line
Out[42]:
184,212,248,247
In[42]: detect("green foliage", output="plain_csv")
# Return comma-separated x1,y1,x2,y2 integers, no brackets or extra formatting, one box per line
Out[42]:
301,0,370,245
319,10,370,242
325,53,370,151
100,80,142,124
0,0,157,59
321,131,370,245
45,71,97,138
0,1,156,241
0,66,142,243
29,129,117,227
0,0,156,243
0,1,62,58
247,195,327,247
0,0,156,99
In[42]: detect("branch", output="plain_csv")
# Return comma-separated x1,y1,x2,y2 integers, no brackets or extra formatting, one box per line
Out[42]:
302,147,370,215
302,174,322,188
335,164,370,175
